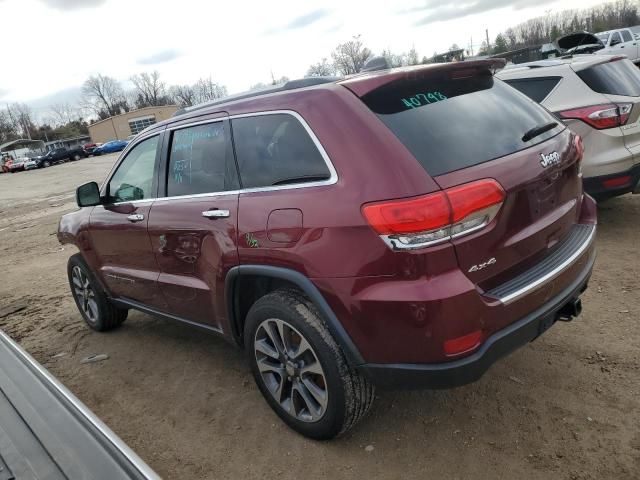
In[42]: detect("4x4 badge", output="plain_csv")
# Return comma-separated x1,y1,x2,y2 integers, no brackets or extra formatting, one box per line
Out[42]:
540,151,560,168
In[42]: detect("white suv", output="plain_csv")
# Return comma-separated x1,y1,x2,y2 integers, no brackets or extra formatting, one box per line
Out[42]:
498,55,640,200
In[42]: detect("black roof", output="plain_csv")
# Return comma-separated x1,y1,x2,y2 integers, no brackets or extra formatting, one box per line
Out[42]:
173,76,340,117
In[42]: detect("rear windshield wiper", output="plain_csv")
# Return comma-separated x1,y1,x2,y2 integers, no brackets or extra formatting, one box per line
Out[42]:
272,175,330,186
522,121,559,142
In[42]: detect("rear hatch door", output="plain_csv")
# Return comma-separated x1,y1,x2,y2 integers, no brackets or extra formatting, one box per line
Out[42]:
344,62,583,290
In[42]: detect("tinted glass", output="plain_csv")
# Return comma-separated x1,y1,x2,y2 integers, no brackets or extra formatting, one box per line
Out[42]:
622,30,633,42
167,122,239,197
611,32,623,44
107,136,158,202
232,114,330,188
504,77,561,103
362,71,563,176
577,60,640,97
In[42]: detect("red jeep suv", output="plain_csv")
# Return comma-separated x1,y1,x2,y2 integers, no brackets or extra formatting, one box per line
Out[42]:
58,60,597,439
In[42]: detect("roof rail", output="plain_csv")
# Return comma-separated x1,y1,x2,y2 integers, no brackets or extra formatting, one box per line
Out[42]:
173,76,340,117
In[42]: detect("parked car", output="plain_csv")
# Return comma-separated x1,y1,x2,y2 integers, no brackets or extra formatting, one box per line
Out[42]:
32,147,87,168
82,142,101,155
558,31,606,55
498,55,640,200
58,62,596,439
8,156,28,172
595,28,640,63
93,140,128,155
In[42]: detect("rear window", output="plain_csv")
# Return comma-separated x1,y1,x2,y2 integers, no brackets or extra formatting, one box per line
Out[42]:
362,69,563,176
231,113,330,188
504,77,561,103
577,60,640,97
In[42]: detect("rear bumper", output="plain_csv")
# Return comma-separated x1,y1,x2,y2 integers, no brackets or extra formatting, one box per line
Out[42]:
583,163,640,198
358,246,595,389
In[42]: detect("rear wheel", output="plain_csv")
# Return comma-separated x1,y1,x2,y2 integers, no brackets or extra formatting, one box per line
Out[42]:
43,160,51,168
67,254,127,331
72,153,81,161
245,289,375,439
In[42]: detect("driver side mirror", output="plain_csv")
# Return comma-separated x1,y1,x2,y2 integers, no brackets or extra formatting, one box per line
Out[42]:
76,182,101,207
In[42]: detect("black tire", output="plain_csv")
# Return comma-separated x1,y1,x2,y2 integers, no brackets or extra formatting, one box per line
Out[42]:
43,160,51,168
245,289,375,439
73,153,81,161
67,254,128,331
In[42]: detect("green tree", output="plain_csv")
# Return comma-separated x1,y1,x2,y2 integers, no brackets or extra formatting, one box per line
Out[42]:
493,34,509,54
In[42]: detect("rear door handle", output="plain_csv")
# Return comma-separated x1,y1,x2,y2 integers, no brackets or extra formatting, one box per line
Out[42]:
127,214,145,222
202,209,230,219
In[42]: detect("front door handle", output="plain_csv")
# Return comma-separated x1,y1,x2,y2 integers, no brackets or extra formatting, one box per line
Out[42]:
127,214,145,222
202,209,230,219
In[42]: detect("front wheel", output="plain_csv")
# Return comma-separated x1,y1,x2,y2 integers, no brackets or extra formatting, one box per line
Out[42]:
67,254,127,331
245,289,375,439
72,154,81,161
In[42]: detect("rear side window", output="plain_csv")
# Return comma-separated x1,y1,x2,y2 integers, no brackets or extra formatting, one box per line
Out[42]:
622,30,633,42
504,77,561,103
577,60,640,97
166,122,239,197
362,70,563,176
231,114,330,188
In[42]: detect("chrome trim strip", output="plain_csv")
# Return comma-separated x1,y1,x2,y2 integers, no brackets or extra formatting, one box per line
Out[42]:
498,225,596,305
0,329,160,480
102,110,338,207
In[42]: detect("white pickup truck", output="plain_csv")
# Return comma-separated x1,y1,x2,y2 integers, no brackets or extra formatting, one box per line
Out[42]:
595,28,640,63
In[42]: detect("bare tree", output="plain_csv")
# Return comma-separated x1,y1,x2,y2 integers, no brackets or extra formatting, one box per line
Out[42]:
5,103,35,139
306,58,335,77
331,35,372,75
130,71,170,108
381,49,406,68
407,46,420,66
49,102,79,126
168,85,196,108
193,77,227,104
82,74,128,119
0,109,18,143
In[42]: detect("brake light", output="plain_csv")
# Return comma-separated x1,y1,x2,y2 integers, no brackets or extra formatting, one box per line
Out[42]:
558,103,632,130
362,179,505,250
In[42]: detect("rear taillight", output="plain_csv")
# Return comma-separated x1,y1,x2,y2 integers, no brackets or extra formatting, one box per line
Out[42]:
362,179,505,250
558,103,632,130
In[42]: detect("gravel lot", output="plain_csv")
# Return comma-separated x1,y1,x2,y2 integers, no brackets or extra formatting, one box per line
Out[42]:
0,156,639,479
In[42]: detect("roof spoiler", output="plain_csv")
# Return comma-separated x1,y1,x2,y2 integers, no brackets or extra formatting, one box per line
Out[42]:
339,59,507,97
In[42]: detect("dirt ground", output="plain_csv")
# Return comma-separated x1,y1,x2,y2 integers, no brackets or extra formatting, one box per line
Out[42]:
0,156,638,480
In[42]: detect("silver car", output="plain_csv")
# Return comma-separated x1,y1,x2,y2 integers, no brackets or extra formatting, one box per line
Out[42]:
497,55,640,200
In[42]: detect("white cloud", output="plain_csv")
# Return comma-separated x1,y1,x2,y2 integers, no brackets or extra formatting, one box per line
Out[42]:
0,0,604,110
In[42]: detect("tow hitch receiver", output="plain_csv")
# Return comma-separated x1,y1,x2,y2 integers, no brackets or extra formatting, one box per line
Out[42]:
557,298,582,322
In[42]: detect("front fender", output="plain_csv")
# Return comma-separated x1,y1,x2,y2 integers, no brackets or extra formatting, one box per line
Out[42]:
57,208,92,251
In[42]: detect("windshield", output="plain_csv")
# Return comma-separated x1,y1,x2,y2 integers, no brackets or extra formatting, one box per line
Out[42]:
596,33,610,43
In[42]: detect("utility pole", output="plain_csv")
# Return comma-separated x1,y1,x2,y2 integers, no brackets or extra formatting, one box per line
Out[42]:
486,29,490,53
469,36,474,57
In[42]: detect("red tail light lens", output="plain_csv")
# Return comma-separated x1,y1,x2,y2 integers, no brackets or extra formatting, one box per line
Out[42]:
558,103,632,130
444,330,483,356
362,179,505,250
603,175,631,188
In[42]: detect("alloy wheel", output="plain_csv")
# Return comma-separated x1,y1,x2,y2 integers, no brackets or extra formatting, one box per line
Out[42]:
254,318,328,422
71,266,99,324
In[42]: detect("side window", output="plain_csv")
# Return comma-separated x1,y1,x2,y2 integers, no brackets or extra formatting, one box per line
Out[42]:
504,77,562,103
231,114,331,189
167,122,239,197
612,32,623,44
107,136,159,203
622,30,633,42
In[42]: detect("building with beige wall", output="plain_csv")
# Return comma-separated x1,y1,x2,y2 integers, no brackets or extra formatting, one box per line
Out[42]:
88,105,179,143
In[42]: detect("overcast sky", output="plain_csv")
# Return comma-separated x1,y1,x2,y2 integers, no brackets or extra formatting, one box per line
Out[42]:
0,0,603,117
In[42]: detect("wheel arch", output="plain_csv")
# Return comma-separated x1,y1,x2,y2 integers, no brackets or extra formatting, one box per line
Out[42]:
225,265,364,367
